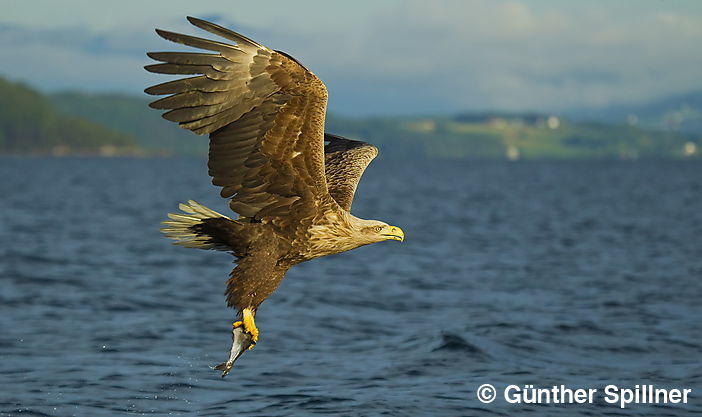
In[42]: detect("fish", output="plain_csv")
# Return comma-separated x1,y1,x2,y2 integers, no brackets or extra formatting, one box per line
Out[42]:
213,325,254,377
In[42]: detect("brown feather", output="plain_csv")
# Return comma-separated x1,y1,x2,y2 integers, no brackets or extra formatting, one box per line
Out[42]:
324,134,379,211
225,226,290,309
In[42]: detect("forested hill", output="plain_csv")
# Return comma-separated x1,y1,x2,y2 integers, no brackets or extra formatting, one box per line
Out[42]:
1,75,699,159
51,90,701,160
0,77,140,155
51,92,207,155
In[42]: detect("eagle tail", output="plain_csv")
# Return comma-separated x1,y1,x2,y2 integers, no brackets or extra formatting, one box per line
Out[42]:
161,200,233,250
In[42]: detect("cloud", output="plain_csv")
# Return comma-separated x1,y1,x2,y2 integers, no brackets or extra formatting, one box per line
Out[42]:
312,0,702,113
0,23,158,95
1,1,701,115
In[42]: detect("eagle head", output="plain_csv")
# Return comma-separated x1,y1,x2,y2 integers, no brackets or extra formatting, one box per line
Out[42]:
359,221,405,243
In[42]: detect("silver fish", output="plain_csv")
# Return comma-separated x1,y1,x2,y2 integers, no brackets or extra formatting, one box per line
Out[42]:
213,325,254,377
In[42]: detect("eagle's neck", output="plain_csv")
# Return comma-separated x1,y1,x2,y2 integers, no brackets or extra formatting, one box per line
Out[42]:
347,214,379,230
302,211,378,260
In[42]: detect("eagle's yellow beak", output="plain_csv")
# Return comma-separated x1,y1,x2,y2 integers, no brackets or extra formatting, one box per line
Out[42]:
383,225,404,242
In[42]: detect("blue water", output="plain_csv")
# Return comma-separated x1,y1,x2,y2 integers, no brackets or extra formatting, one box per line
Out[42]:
1,157,701,416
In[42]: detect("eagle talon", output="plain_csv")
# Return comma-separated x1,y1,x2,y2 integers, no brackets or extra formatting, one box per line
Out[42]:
233,308,259,346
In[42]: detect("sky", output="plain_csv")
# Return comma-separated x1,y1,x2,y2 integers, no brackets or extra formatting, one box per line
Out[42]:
1,0,701,116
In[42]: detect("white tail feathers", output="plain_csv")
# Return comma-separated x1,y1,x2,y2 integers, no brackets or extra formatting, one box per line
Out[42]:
161,200,231,249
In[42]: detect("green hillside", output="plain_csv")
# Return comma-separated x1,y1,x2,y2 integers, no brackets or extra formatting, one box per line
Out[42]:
51,92,207,155
1,75,698,159
50,91,701,160
0,77,140,155
328,114,700,160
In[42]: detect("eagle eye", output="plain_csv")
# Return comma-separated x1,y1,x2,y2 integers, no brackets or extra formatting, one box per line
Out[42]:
373,225,383,233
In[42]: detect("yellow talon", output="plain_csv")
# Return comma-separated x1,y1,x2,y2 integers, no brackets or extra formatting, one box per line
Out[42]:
242,308,259,344
233,309,258,349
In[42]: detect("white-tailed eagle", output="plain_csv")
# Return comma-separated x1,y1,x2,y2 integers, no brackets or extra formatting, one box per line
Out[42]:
145,17,404,376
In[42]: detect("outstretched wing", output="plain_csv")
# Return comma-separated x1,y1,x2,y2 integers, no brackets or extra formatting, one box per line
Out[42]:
145,17,335,230
323,134,378,211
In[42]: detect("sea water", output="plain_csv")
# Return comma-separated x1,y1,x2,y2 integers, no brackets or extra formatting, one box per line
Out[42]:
1,157,700,416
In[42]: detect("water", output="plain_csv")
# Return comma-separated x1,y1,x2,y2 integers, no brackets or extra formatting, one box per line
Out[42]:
1,157,701,416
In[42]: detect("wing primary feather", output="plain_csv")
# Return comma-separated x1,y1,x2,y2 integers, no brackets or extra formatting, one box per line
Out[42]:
146,51,235,66
154,28,244,55
186,16,265,49
144,63,223,76
144,76,245,95
149,90,231,110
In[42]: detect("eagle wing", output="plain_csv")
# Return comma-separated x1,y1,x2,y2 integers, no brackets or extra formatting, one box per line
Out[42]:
145,17,334,230
323,134,378,211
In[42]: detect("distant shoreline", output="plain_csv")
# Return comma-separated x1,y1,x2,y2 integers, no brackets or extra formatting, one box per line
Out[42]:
1,152,699,162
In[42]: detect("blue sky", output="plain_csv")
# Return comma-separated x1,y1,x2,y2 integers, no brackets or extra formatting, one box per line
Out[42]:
1,0,701,115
